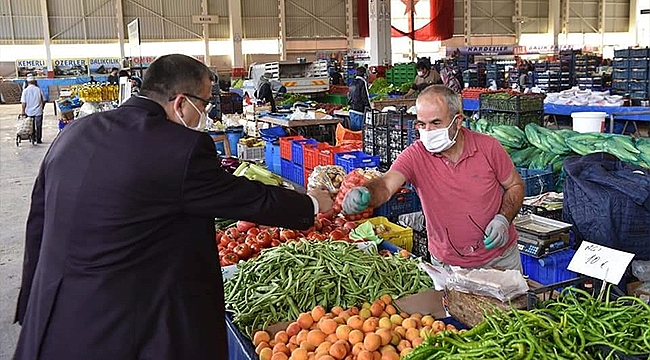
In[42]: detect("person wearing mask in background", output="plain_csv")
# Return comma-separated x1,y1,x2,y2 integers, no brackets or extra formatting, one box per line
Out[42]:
107,67,120,85
347,67,371,131
341,86,525,271
403,57,442,98
118,69,130,79
440,60,462,94
208,72,222,121
130,76,142,96
13,54,333,360
20,74,46,144
255,72,277,113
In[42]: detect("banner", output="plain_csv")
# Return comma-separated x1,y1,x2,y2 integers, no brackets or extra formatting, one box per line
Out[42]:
15,59,48,77
131,55,205,68
89,58,122,75
391,0,455,41
53,58,89,77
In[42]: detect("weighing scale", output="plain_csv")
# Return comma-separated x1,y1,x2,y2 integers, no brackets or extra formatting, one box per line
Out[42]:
514,214,573,258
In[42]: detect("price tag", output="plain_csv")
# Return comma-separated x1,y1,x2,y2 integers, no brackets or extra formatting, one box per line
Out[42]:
567,241,635,284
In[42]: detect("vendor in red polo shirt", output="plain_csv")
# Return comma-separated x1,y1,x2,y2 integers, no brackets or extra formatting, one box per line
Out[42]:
342,86,525,271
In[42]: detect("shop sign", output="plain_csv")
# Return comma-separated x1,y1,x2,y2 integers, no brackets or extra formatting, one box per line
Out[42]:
89,58,122,76
15,59,48,77
53,58,89,77
568,241,634,284
455,46,515,56
516,44,578,54
131,55,205,68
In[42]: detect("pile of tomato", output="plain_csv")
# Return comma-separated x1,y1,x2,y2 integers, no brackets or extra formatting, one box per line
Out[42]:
217,212,361,266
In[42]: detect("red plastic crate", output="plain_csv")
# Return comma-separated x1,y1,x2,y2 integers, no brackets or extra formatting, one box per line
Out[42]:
304,143,331,169
318,146,347,166
279,136,304,161
304,168,313,188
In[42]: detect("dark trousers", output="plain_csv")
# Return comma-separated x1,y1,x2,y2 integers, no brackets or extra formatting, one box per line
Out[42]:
32,115,43,142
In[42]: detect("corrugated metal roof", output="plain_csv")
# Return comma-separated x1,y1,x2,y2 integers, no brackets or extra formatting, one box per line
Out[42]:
9,0,40,16
86,17,118,39
162,0,200,18
48,0,82,17
0,16,12,40
209,0,228,16
84,0,115,17
242,0,278,18
243,18,279,39
12,16,43,39
209,22,230,39
50,17,85,40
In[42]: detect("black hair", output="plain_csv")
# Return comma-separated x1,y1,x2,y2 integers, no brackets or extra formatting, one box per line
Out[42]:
118,70,130,77
417,57,432,70
139,54,212,102
111,67,119,72
356,66,366,76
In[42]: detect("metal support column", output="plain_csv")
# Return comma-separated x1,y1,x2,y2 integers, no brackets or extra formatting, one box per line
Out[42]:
279,0,287,60
514,0,522,43
628,0,637,44
228,0,244,69
201,0,211,66
463,0,471,45
346,0,354,50
368,0,392,66
548,0,561,45
40,0,53,74
598,0,606,50
116,0,126,59
561,0,570,35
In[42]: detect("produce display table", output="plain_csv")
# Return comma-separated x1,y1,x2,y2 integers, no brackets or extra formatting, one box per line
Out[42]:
257,116,342,144
544,103,650,134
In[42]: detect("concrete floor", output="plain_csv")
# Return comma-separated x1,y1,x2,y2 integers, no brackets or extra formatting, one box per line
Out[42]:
0,103,58,359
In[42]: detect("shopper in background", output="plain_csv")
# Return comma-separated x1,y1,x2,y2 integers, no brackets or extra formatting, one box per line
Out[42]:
22,73,38,90
13,53,333,360
107,67,119,84
208,71,222,121
20,74,46,144
130,76,142,96
255,72,277,113
403,57,442,98
330,68,344,86
347,66,370,131
440,60,462,94
118,69,130,78
341,86,525,271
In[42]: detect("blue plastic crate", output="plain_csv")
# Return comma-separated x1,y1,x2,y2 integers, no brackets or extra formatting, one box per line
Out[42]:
520,249,577,285
374,188,422,218
518,165,554,197
629,47,650,58
291,139,317,166
612,59,629,69
629,59,649,69
281,159,292,181
265,142,281,175
292,163,304,186
628,81,649,92
612,69,629,80
335,151,381,173
612,80,628,91
614,49,630,58
630,69,648,80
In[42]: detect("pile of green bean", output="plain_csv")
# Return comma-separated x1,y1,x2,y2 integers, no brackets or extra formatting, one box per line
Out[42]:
405,286,650,360
223,240,433,337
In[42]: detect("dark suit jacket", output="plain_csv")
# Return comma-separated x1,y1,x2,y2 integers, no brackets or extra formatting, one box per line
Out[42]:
13,96,314,360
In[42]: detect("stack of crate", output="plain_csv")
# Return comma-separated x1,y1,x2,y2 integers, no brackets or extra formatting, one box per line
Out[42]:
385,63,417,87
612,48,650,104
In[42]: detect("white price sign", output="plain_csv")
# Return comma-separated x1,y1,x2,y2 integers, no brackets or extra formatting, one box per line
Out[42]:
567,241,635,284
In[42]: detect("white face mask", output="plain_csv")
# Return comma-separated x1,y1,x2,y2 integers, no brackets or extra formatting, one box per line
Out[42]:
418,116,461,153
417,71,424,77
175,96,207,131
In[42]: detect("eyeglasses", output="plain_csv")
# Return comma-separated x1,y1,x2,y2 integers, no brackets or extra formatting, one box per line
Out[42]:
445,215,487,257
169,93,215,113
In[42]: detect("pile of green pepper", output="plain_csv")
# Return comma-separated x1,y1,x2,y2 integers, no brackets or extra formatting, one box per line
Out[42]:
405,286,650,360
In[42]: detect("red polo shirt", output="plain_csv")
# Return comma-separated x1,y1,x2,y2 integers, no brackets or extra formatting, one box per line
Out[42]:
390,128,518,268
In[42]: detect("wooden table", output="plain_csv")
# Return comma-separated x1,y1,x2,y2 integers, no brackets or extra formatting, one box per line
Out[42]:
257,116,342,144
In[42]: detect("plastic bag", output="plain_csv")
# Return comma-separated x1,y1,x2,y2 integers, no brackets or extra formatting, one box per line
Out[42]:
349,221,382,243
307,165,346,195
446,268,530,302
334,168,383,221
632,260,650,282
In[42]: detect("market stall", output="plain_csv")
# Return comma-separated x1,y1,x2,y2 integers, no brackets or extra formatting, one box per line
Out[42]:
257,115,342,145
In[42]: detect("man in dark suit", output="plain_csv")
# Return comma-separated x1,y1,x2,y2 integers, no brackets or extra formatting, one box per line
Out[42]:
13,54,332,360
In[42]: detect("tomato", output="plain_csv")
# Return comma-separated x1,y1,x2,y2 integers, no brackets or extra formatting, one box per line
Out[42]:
236,221,256,232
246,227,260,237
280,229,297,242
322,225,333,235
308,232,327,241
344,221,357,231
222,253,239,265
237,236,246,244
245,236,257,247
225,228,240,239
250,243,262,254
218,249,230,258
220,234,232,247
270,239,281,247
215,232,223,243
267,228,280,240
256,232,272,248
317,209,335,220
334,217,346,227
234,243,252,260
227,242,238,250
320,218,332,228
329,229,347,240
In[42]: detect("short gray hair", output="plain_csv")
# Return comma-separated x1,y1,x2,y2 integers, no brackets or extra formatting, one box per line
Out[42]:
417,85,463,116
